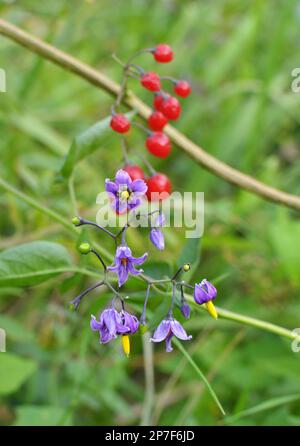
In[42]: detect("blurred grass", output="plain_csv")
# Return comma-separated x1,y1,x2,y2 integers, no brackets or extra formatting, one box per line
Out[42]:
1,0,300,426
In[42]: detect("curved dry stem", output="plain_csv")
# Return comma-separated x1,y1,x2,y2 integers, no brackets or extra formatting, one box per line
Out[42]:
1,19,300,211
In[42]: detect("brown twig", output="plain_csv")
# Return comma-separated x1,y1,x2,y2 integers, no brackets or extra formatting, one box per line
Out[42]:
1,19,300,211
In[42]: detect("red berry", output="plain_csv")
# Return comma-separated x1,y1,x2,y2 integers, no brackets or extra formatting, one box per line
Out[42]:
141,72,161,92
146,132,171,158
110,114,130,133
153,93,166,111
153,44,173,63
148,111,168,131
160,96,181,120
174,80,192,98
123,164,145,181
146,173,172,201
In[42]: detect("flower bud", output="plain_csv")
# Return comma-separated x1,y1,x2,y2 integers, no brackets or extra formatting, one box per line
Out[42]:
72,216,81,226
78,242,91,255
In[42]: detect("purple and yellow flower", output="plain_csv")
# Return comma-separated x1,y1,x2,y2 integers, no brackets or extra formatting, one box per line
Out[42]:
90,308,128,344
194,279,218,319
149,212,165,251
108,245,148,287
90,308,140,357
150,317,192,352
105,169,147,214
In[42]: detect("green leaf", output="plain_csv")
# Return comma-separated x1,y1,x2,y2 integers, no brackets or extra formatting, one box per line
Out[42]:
58,112,134,180
13,405,71,426
0,353,37,395
174,339,226,416
0,241,73,287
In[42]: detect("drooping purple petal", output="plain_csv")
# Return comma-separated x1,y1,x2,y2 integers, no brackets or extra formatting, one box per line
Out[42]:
165,333,173,352
150,319,171,342
150,228,165,251
127,262,143,276
118,263,129,287
170,320,192,341
131,252,148,266
90,314,102,331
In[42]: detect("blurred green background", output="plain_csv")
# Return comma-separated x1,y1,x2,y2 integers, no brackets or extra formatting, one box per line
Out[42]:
1,0,300,426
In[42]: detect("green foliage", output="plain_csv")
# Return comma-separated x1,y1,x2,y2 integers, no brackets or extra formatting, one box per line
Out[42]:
0,354,37,395
0,241,73,286
1,0,300,427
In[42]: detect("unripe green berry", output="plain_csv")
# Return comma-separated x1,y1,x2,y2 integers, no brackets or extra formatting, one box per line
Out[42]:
72,216,81,226
183,263,191,272
79,242,91,255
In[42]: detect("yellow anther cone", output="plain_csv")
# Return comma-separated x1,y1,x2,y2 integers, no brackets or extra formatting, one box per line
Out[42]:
120,190,130,199
122,335,130,357
205,300,218,319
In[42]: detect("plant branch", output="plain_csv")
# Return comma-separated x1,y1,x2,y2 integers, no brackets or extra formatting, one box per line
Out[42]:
1,19,300,211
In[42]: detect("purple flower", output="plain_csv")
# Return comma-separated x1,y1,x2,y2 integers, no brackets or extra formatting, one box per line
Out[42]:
105,169,147,214
194,279,217,304
90,308,139,343
149,212,165,250
180,303,191,319
120,310,139,334
90,308,128,344
150,318,192,352
108,245,148,287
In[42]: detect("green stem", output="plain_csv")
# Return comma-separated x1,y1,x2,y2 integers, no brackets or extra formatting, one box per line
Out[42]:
1,176,297,343
174,339,226,416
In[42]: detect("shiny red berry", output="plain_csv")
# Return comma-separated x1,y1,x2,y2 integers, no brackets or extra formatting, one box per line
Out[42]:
146,132,171,158
140,72,161,92
110,114,130,133
174,80,192,98
160,96,181,121
123,164,145,181
153,93,166,111
148,111,168,131
153,44,173,63
146,173,172,201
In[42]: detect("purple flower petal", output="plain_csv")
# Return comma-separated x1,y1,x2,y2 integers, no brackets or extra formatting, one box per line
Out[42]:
194,279,217,304
150,228,165,250
165,334,173,352
121,310,139,334
130,179,148,195
118,263,129,287
90,314,102,331
131,252,148,266
150,319,171,342
115,169,131,187
170,320,192,341
105,180,118,194
127,262,143,276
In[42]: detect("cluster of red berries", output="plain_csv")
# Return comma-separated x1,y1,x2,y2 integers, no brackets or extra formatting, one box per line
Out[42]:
110,44,191,201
